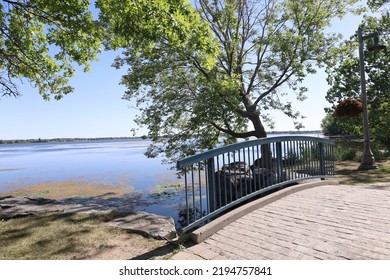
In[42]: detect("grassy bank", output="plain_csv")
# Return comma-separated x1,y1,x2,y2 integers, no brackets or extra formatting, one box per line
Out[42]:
0,211,179,260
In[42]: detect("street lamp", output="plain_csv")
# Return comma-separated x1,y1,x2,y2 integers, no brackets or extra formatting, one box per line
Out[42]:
357,27,386,170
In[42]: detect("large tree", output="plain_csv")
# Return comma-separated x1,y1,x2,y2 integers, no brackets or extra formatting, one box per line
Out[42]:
0,0,102,100
101,0,359,163
325,10,390,149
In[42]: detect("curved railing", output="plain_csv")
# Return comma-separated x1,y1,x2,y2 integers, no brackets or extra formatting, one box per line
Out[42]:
176,136,335,232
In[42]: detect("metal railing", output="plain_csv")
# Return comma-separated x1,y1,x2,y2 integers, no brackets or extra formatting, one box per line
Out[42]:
176,136,335,232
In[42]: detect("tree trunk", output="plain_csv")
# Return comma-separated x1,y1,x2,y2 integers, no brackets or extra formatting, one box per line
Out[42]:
250,115,267,139
250,114,273,169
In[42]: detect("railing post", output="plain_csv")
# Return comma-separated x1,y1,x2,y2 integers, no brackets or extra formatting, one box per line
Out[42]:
276,142,283,183
319,142,325,180
207,158,216,212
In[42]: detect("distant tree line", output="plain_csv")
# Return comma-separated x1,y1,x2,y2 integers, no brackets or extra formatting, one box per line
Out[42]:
0,136,148,144
0,131,322,145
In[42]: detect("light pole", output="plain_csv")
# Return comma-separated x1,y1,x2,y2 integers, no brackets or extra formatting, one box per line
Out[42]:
357,27,386,170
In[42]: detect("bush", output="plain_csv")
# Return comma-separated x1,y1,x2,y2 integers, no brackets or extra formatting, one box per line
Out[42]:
335,147,359,161
372,142,390,161
333,139,360,161
321,113,361,137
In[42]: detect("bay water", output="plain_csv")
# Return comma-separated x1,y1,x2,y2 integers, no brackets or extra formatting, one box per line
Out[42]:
0,139,187,228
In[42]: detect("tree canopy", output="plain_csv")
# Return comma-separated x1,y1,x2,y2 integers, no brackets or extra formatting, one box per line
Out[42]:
0,0,102,100
106,0,360,163
96,0,218,66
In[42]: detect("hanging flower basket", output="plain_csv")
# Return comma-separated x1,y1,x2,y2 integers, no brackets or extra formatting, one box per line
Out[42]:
333,98,363,118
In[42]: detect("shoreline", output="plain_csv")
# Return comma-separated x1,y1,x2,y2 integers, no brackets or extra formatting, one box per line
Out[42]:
0,130,322,144
0,136,147,145
0,181,136,200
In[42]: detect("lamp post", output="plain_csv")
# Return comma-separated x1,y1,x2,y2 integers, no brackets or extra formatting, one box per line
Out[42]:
357,27,386,170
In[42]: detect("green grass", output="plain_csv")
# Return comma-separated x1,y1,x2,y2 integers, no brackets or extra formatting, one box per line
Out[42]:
379,167,390,173
335,159,390,184
0,212,176,260
0,212,121,260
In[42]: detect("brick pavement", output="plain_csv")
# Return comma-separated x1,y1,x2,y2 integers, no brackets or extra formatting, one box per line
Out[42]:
171,182,390,260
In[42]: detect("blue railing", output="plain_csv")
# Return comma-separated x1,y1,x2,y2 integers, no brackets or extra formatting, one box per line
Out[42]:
176,136,335,232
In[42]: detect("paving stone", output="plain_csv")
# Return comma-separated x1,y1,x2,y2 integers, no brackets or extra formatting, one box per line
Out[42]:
170,251,204,260
171,183,390,260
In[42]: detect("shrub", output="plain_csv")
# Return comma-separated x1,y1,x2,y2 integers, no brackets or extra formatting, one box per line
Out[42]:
333,138,360,161
335,147,359,161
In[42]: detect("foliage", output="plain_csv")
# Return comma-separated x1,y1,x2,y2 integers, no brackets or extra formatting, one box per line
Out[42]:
106,0,360,164
371,101,390,150
332,138,389,162
325,12,390,150
96,0,218,68
371,141,390,160
321,112,362,136
336,147,359,161
299,142,321,162
334,140,359,161
0,0,102,100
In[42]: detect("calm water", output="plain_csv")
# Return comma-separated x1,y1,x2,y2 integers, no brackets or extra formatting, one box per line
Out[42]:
0,139,180,190
0,139,187,228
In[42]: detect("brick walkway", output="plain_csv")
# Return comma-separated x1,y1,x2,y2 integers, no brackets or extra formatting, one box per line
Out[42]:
171,182,390,260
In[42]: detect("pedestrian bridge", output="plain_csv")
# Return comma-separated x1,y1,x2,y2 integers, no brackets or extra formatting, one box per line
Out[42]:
176,136,335,232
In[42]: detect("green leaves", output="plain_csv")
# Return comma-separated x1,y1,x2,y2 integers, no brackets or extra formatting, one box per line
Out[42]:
0,0,102,100
109,0,360,162
96,0,218,69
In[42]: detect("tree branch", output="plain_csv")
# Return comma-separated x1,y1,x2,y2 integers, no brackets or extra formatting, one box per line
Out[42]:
211,121,256,139
254,70,295,107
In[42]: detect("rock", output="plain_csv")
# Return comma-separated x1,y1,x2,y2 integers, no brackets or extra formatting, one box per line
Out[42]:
107,212,177,241
251,158,276,170
221,162,252,175
252,168,276,189
0,197,67,219
214,162,253,207
0,196,177,241
0,196,115,219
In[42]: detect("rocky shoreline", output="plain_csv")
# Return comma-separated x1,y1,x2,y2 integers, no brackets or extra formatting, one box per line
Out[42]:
0,195,177,240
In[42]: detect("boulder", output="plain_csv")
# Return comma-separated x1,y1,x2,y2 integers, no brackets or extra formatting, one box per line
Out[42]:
0,196,177,241
107,212,177,240
214,162,253,207
252,168,276,189
0,197,67,219
251,157,276,171
221,161,252,175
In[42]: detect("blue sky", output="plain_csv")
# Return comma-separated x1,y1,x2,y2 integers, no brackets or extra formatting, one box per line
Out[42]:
0,3,379,140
